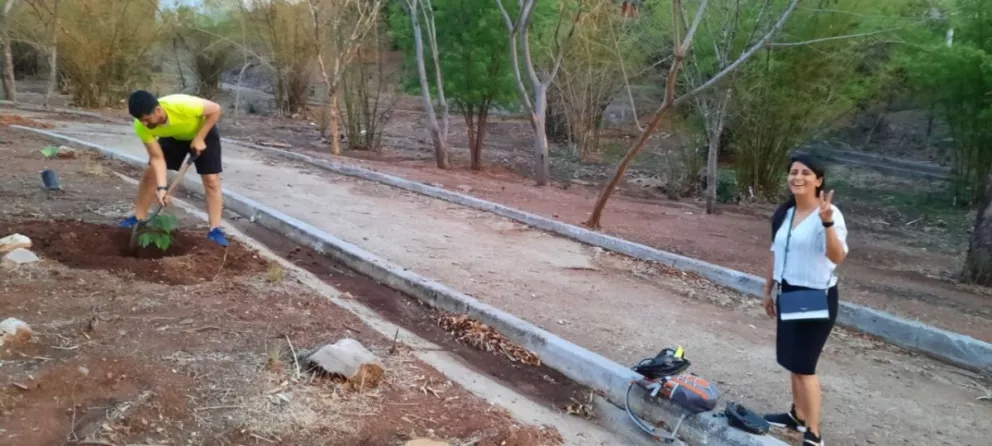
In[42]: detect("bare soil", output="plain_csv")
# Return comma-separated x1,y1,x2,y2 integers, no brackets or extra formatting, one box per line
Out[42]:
0,220,266,285
0,127,562,446
231,221,594,412
0,113,54,128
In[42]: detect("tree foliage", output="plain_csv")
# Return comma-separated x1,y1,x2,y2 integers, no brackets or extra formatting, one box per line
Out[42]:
57,0,162,107
388,0,519,169
899,0,992,205
167,3,240,99
244,0,316,114
553,0,651,158
731,2,895,199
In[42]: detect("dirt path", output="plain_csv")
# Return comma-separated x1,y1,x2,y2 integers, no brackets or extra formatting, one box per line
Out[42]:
213,112,991,344
14,114,992,446
0,128,577,446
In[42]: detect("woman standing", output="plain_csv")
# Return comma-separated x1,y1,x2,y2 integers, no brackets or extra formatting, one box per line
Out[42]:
761,154,848,446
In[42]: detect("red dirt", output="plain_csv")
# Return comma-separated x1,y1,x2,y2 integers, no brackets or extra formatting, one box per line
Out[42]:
0,126,563,446
0,220,267,285
0,113,54,128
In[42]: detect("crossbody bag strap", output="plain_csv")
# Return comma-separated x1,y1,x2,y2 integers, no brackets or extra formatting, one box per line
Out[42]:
781,207,795,280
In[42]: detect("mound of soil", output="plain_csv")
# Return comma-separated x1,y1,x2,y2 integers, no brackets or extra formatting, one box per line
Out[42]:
0,219,267,284
0,113,55,128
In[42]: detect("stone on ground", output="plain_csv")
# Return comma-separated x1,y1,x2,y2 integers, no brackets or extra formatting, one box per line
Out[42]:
56,145,77,159
0,233,31,253
405,439,452,446
0,317,33,347
1,248,40,268
307,338,384,387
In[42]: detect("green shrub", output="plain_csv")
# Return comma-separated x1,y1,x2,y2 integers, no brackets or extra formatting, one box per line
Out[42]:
716,169,738,203
138,214,179,251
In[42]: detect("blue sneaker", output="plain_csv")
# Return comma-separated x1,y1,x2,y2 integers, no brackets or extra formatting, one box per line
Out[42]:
120,215,139,228
206,227,230,247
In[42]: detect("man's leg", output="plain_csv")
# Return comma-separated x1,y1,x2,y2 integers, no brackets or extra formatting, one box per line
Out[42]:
201,173,224,229
135,166,159,220
196,127,228,247
121,145,182,227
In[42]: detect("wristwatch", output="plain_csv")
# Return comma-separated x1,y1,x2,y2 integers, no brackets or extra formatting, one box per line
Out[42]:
157,186,168,191
822,220,835,228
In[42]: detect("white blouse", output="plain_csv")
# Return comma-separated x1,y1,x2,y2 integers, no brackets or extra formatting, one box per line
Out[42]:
770,205,849,289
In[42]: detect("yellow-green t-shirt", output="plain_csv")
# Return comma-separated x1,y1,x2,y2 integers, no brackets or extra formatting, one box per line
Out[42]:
133,94,206,144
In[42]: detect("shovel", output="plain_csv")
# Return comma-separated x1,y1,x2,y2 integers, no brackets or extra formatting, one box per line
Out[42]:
129,154,198,251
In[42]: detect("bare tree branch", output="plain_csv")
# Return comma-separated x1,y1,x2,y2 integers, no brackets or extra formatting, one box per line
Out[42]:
495,0,535,115
673,0,799,108
585,0,801,229
769,22,922,47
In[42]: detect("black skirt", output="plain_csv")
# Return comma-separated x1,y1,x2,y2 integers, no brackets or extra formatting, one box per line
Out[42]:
775,280,839,375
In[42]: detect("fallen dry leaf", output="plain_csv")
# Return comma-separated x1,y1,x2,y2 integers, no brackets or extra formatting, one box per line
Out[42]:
436,313,541,366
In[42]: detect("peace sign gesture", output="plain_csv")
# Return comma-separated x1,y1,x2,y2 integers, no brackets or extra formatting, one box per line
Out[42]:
819,190,835,223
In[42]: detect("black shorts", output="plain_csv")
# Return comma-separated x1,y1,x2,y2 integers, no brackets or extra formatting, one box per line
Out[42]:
158,126,223,175
775,280,839,375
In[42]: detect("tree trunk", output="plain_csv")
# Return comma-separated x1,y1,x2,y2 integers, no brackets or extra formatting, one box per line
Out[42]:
316,54,332,138
705,89,732,214
233,62,250,125
408,0,448,169
330,86,342,155
704,131,720,214
431,127,450,168
963,175,992,285
466,101,491,171
43,0,60,108
465,105,479,170
533,84,551,186
0,0,17,103
172,37,186,91
585,48,687,228
473,106,490,171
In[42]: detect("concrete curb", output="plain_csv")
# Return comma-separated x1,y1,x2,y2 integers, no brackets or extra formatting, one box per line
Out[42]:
14,126,789,446
221,137,992,374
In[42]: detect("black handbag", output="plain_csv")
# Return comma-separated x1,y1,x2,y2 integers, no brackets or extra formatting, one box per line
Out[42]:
776,208,831,321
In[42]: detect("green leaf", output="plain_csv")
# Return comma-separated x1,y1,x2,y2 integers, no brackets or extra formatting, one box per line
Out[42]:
153,234,172,251
41,145,58,158
138,232,154,248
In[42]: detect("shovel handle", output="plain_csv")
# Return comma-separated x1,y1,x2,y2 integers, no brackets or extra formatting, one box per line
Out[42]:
145,153,199,222
165,153,199,195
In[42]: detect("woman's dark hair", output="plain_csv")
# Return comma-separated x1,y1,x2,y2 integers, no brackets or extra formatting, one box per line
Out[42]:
770,153,826,238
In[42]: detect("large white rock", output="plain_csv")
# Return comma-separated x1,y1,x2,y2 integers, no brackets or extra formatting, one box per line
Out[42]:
0,317,32,347
0,234,31,253
307,338,384,386
1,248,39,269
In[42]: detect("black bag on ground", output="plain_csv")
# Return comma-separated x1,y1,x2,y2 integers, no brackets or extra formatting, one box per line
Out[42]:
724,402,770,435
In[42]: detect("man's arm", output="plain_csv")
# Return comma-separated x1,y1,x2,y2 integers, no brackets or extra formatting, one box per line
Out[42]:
194,99,223,143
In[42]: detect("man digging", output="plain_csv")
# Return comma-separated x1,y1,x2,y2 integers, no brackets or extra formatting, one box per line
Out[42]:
119,90,229,247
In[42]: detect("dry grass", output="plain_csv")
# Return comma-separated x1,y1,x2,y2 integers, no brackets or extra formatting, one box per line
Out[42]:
266,264,285,283
228,348,434,441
